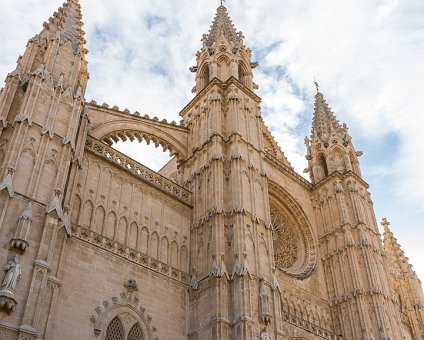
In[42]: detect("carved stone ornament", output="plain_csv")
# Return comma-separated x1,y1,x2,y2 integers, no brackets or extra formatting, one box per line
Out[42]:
90,285,158,339
231,252,251,279
9,202,33,252
0,166,15,197
259,279,271,325
124,278,137,292
0,255,22,314
209,254,229,279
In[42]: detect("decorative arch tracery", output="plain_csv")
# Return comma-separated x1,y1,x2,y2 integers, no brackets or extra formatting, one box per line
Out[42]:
90,280,158,340
87,105,189,162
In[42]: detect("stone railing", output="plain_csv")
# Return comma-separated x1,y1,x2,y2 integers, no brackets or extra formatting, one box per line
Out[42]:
282,310,344,339
72,224,190,284
85,136,192,205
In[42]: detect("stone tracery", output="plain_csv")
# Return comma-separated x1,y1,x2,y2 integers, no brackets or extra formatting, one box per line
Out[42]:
269,181,317,279
271,209,298,269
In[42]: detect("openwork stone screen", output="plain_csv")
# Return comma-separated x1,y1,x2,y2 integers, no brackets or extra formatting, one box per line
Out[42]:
106,317,125,340
271,209,298,269
128,323,144,340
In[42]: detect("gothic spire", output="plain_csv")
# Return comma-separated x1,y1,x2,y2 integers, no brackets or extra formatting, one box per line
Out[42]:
191,4,256,93
205,4,242,47
311,90,348,146
39,0,86,53
382,218,415,276
305,87,362,184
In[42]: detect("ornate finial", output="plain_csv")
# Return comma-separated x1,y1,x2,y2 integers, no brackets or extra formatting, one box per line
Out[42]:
220,0,226,6
313,79,320,93
381,218,390,231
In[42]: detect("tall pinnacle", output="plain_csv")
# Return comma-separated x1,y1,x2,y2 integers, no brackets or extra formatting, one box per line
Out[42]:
382,218,415,276
39,0,86,53
205,5,241,47
311,90,350,147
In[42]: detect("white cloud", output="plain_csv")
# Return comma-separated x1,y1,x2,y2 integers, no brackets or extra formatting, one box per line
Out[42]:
1,0,423,280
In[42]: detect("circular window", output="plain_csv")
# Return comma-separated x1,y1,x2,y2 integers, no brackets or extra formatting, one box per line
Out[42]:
270,200,317,279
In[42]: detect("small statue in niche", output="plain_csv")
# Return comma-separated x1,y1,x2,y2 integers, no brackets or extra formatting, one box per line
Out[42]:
1,255,22,293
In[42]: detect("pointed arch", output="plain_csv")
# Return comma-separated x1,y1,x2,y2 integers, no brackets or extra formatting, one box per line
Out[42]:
127,323,144,340
94,206,106,233
331,147,345,173
105,316,124,340
105,212,117,239
91,290,158,340
149,232,159,259
139,227,149,253
180,245,188,272
127,222,138,250
217,54,231,82
160,236,169,263
117,217,128,244
170,241,179,268
238,61,251,88
81,200,94,227
198,63,210,90
71,194,82,224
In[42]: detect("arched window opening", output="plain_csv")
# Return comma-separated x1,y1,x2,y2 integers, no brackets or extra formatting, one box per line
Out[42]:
106,317,124,340
238,62,250,88
199,64,210,90
317,154,328,178
127,323,144,340
217,55,230,82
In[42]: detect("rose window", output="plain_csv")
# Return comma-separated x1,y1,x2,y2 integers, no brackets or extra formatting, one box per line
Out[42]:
271,210,298,268
269,200,317,279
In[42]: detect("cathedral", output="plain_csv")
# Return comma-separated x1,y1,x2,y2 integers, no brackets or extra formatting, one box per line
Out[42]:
0,1,423,339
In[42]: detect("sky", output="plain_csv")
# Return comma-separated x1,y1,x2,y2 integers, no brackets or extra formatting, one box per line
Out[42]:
0,0,423,282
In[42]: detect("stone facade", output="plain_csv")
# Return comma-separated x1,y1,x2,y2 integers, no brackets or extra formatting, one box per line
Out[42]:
0,1,423,339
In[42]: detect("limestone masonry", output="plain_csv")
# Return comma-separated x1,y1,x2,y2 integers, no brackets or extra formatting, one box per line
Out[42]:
0,1,423,339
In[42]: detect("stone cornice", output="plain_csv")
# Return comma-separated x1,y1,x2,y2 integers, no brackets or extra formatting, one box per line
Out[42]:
183,131,263,164
329,288,398,307
72,225,190,285
265,153,312,190
320,240,385,261
318,222,381,241
312,170,369,191
179,76,261,118
281,310,343,339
